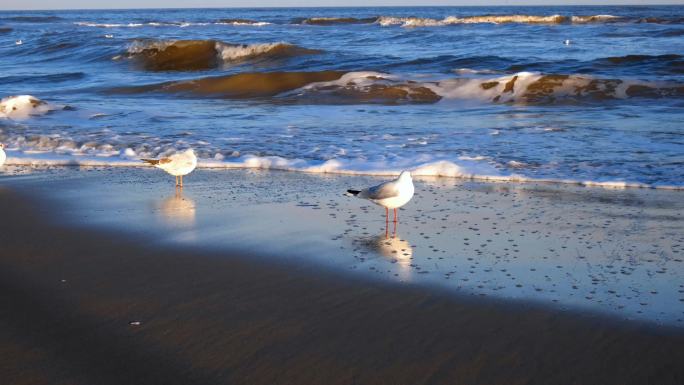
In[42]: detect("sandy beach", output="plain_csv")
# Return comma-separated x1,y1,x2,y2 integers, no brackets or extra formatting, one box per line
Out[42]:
1,167,683,385
2,4,683,383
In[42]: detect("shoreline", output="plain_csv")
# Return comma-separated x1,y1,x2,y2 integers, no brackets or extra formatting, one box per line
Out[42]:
4,154,684,190
2,183,684,385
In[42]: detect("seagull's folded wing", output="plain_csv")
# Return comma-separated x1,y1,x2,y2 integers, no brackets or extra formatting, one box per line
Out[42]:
366,181,400,200
142,157,172,166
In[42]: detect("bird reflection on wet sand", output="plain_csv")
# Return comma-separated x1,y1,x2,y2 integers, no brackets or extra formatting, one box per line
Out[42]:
158,187,196,227
354,221,413,280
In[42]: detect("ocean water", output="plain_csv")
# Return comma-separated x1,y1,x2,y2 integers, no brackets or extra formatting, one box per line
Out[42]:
0,6,683,187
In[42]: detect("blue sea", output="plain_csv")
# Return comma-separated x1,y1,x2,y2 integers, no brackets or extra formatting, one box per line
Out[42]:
1,6,683,187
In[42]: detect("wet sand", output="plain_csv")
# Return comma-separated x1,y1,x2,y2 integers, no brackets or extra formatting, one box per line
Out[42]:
4,167,683,324
1,168,684,384
0,169,684,385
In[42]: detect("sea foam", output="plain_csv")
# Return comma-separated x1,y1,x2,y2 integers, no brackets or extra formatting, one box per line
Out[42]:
0,95,55,120
4,150,681,190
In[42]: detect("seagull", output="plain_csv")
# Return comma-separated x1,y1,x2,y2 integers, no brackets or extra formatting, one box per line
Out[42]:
15,40,22,45
142,149,197,187
347,171,415,223
0,143,5,168
564,39,571,45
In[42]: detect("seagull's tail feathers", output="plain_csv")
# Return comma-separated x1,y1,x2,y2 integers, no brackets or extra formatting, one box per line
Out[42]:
142,158,160,165
346,189,361,197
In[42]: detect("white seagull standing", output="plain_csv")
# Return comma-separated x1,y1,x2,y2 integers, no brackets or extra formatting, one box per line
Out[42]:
347,171,415,223
143,149,197,187
0,143,6,168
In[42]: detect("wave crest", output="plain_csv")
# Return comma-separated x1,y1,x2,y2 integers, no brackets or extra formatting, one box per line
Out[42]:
571,15,620,23
377,14,570,27
292,72,442,104
215,18,271,26
373,14,684,27
432,72,684,103
121,39,321,71
289,71,684,104
111,70,684,104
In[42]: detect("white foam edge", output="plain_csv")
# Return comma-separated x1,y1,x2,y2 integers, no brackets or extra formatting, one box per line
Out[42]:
4,151,681,191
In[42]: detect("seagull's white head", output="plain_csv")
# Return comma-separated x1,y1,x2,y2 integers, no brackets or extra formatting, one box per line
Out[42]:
398,170,412,182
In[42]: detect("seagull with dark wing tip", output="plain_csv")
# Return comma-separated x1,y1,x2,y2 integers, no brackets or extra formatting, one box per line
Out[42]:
0,143,6,168
347,171,415,223
142,149,197,187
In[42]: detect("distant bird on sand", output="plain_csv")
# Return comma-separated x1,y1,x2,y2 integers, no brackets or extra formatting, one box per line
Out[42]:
347,171,415,223
0,143,6,168
143,149,197,187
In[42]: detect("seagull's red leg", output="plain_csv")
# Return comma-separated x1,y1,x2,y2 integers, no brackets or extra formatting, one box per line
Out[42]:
393,208,398,223
180,175,183,188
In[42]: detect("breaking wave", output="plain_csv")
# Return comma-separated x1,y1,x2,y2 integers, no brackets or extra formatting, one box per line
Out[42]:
376,14,684,27
111,70,684,105
66,14,684,29
75,21,209,28
75,21,150,28
118,39,321,71
571,15,621,23
377,15,570,27
215,18,271,26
